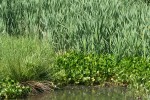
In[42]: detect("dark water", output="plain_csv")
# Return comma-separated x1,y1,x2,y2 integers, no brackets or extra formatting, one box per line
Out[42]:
26,86,141,100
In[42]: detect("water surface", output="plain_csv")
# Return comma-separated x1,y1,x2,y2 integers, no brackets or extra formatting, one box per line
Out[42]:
27,86,139,100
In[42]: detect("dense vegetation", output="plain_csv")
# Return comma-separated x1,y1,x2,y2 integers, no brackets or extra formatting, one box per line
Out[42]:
55,52,150,95
0,0,150,56
0,78,30,99
0,0,150,99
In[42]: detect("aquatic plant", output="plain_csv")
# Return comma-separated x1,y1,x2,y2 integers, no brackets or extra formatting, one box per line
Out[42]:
0,77,30,99
55,51,116,85
54,51,150,95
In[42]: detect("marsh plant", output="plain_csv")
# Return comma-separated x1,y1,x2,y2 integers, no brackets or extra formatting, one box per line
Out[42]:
0,77,30,99
0,0,150,99
0,34,54,81
54,51,150,95
0,0,150,57
55,51,116,85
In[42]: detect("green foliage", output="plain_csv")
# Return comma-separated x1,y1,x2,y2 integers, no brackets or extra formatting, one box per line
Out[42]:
143,0,150,4
0,0,150,98
0,0,150,57
116,57,150,90
55,51,116,85
0,35,55,81
0,78,30,99
54,51,150,94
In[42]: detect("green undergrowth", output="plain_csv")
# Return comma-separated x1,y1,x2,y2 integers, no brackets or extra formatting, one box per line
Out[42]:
0,0,150,99
0,35,55,99
0,77,30,99
53,51,150,95
1,34,150,98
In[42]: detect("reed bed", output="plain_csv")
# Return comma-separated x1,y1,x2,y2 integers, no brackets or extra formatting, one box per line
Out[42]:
0,0,150,58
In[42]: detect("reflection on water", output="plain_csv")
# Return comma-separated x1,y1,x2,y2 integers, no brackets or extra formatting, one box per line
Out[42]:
27,86,138,100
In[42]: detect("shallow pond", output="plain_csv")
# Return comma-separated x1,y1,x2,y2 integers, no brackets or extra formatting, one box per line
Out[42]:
27,86,141,100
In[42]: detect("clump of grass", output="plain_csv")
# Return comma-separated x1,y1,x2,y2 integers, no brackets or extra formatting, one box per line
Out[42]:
0,34,55,82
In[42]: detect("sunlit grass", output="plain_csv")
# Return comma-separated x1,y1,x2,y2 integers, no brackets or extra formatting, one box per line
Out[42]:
0,34,54,81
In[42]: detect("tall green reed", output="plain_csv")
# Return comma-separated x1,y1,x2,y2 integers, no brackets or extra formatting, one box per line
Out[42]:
0,0,150,58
